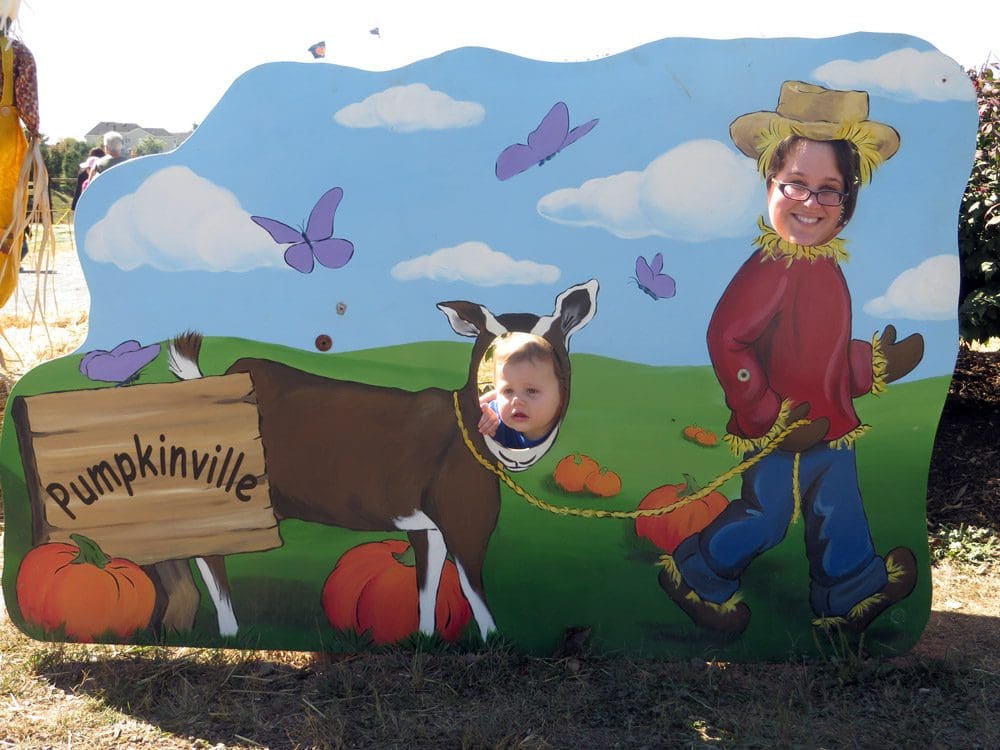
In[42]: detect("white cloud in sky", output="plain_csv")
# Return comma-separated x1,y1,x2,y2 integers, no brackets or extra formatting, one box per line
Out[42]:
813,48,975,102
391,242,560,286
84,166,282,272
334,83,485,132
536,139,760,241
864,254,959,320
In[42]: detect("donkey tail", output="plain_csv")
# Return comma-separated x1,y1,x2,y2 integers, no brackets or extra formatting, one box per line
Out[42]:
168,330,204,380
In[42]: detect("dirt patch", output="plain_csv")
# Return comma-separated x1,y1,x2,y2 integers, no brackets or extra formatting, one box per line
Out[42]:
914,557,1000,671
928,346,1000,528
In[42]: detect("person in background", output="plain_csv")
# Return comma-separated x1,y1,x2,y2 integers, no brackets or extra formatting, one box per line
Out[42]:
71,147,105,210
89,131,127,181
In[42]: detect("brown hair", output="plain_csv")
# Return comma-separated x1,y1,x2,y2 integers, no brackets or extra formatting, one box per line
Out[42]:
765,135,861,227
492,332,566,405
494,332,558,371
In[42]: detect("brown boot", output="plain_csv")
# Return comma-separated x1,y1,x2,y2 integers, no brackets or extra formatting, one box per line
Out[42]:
814,547,918,633
657,555,750,634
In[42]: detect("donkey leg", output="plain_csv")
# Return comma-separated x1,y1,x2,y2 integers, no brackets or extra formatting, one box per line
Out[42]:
194,556,239,637
452,558,497,640
408,528,447,636
440,525,497,640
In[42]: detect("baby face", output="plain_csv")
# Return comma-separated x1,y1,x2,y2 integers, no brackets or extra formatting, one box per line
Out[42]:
494,356,562,441
767,139,846,247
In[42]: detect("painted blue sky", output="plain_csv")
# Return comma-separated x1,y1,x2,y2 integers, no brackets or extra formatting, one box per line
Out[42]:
73,33,977,378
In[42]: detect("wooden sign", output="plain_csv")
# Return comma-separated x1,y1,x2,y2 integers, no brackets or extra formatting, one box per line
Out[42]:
10,374,280,565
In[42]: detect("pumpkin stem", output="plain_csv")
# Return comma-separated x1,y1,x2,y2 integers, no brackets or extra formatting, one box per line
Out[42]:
678,474,703,498
393,545,416,568
69,533,111,569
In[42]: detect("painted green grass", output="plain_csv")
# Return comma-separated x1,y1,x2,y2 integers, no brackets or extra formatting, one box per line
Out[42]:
0,337,948,660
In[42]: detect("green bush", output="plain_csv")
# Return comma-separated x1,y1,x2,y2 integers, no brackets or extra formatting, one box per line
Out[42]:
959,63,1000,342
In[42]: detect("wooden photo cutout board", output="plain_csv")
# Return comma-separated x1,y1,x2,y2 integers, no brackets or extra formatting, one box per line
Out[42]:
1,33,977,659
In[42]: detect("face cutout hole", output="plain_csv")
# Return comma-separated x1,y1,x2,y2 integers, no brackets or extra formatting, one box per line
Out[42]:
475,332,567,448
477,339,497,396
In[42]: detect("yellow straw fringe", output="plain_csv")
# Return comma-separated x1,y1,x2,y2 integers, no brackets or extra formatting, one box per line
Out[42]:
812,615,848,629
1,135,55,371
755,218,850,266
848,592,886,621
723,399,794,456
658,554,745,613
754,120,884,186
828,424,870,450
755,121,793,179
812,551,907,628
870,330,888,396
886,551,909,582
833,121,885,185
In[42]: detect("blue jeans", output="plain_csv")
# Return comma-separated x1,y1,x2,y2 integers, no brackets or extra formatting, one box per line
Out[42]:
673,444,887,617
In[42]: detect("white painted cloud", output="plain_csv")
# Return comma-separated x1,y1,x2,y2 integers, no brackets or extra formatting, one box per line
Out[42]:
537,139,760,241
864,254,959,320
391,242,560,286
334,83,485,132
813,48,975,103
84,166,282,272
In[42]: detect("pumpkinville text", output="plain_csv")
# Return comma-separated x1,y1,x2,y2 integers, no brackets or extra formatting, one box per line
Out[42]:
44,433,260,519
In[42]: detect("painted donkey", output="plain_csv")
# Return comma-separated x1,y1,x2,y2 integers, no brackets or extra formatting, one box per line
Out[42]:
169,280,598,641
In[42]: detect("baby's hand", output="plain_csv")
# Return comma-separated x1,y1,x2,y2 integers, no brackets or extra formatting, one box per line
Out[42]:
478,403,499,437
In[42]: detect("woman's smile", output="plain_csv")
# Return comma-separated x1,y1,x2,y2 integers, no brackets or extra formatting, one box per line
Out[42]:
767,140,845,247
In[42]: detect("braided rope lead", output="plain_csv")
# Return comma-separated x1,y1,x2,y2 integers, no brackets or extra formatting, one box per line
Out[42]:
452,391,810,520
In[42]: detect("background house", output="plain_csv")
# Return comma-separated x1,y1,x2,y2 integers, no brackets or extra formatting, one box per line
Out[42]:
85,122,193,153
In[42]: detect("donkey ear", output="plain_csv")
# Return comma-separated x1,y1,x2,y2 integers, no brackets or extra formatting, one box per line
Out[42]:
437,301,506,339
532,279,599,346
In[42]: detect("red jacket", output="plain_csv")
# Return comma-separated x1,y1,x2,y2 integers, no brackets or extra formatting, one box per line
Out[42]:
707,247,874,442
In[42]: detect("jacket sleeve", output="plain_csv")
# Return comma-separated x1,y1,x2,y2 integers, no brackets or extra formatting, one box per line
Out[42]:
847,337,876,398
707,257,787,438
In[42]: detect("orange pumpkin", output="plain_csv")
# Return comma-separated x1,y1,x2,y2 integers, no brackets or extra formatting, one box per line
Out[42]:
695,429,719,447
682,425,703,441
682,424,719,447
584,467,622,498
321,539,472,644
16,534,156,642
553,453,599,492
634,475,728,553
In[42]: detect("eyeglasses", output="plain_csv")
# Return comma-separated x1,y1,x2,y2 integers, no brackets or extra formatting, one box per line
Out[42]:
771,179,848,207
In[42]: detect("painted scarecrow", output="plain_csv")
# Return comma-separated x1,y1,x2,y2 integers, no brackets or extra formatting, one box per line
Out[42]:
658,81,924,635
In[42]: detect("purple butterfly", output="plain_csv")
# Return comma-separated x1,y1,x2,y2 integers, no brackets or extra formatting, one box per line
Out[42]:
495,102,598,181
251,187,355,274
80,340,162,385
632,253,676,300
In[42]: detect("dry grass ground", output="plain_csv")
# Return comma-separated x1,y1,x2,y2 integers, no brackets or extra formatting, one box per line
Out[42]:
1,226,998,748
0,223,89,380
1,555,998,749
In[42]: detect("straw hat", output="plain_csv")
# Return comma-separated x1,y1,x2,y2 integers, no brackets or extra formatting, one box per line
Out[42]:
730,81,900,181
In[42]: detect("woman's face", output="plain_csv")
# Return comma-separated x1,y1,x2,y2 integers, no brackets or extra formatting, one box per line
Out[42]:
767,139,845,247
